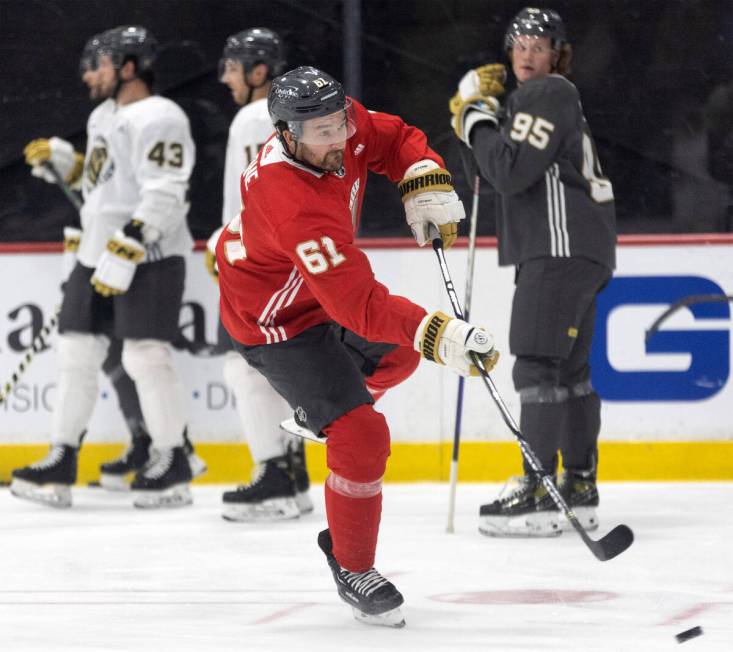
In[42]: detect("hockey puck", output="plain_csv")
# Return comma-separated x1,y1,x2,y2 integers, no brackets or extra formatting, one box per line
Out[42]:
675,626,703,643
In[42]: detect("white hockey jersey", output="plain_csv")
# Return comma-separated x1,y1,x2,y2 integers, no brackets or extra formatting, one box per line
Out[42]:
221,97,273,225
78,95,195,267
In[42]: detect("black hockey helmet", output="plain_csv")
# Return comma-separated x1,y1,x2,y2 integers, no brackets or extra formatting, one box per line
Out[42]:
79,33,104,75
97,25,158,72
219,27,286,79
268,66,356,145
504,7,567,50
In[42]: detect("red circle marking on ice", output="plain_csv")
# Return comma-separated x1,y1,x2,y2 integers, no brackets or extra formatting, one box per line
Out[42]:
431,590,617,605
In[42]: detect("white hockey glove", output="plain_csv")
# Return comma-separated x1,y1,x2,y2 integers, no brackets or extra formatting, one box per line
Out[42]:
414,310,499,377
90,221,146,297
399,159,465,249
61,226,81,283
449,67,503,146
205,226,224,283
24,137,84,189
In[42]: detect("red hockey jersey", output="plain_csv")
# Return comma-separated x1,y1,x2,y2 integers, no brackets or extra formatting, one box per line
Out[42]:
217,99,441,347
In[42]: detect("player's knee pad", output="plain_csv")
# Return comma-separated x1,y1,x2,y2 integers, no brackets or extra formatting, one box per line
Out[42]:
324,404,390,484
568,380,594,398
121,339,172,381
58,332,109,376
513,356,567,403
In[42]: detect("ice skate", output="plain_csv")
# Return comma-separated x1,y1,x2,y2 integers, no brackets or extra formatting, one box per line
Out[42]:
99,430,152,491
559,467,599,532
10,444,78,509
182,428,207,479
288,437,314,515
318,529,405,628
280,417,327,444
221,455,300,521
131,446,192,509
479,474,561,537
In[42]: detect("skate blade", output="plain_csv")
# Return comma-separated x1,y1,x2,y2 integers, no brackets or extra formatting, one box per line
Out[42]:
188,454,208,479
561,506,599,532
99,473,132,492
10,478,72,509
295,491,314,515
352,606,405,628
222,497,300,522
133,484,192,509
479,512,562,538
279,418,326,444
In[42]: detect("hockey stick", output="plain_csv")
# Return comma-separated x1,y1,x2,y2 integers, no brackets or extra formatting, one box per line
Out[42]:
446,174,481,533
0,305,61,405
42,162,83,212
0,164,77,402
429,229,634,561
645,293,733,344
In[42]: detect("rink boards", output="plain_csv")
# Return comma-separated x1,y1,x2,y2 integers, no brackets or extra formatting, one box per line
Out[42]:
1,235,731,481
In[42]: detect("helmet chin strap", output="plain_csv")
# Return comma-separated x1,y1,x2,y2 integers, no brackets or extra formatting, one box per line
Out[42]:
112,68,140,100
242,67,270,106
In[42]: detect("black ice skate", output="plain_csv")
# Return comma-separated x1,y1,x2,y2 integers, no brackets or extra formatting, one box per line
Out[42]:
182,427,207,479
288,437,313,515
10,444,78,508
559,467,599,532
317,529,405,628
131,446,192,509
221,455,300,522
99,429,152,491
479,474,561,538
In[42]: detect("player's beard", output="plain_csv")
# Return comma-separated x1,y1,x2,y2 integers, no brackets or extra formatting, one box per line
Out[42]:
320,149,344,171
87,85,104,102
299,144,343,172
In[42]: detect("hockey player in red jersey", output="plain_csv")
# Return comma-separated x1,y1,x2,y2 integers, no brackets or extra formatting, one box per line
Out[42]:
217,66,499,627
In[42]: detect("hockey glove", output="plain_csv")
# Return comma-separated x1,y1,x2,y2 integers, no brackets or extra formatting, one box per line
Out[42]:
450,67,502,146
449,63,506,114
90,221,146,297
414,310,499,377
24,137,84,189
399,159,465,249
205,226,224,283
62,226,82,283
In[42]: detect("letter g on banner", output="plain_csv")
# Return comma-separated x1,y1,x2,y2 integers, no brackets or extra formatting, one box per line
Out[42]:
591,276,730,401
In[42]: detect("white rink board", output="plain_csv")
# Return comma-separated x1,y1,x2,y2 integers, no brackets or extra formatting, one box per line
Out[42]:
0,242,731,444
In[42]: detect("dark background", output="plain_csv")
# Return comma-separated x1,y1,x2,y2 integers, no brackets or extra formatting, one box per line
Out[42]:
1,0,732,243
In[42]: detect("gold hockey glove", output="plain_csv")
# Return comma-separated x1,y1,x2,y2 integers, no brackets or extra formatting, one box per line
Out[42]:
414,310,499,377
24,137,84,188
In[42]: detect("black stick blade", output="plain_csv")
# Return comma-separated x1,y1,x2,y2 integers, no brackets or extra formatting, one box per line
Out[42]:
594,524,634,561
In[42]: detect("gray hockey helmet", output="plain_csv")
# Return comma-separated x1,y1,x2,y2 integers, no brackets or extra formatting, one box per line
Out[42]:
79,33,104,75
219,27,286,78
504,7,567,50
97,25,158,72
268,66,356,145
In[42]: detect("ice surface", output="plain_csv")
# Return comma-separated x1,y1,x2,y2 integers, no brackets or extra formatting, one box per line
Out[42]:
1,483,731,651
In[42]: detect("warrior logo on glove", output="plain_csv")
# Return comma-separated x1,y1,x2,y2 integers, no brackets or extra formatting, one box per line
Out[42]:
398,169,453,199
399,159,466,249
414,310,499,377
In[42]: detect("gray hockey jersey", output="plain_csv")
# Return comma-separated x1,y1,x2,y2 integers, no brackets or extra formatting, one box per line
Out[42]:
471,74,616,270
